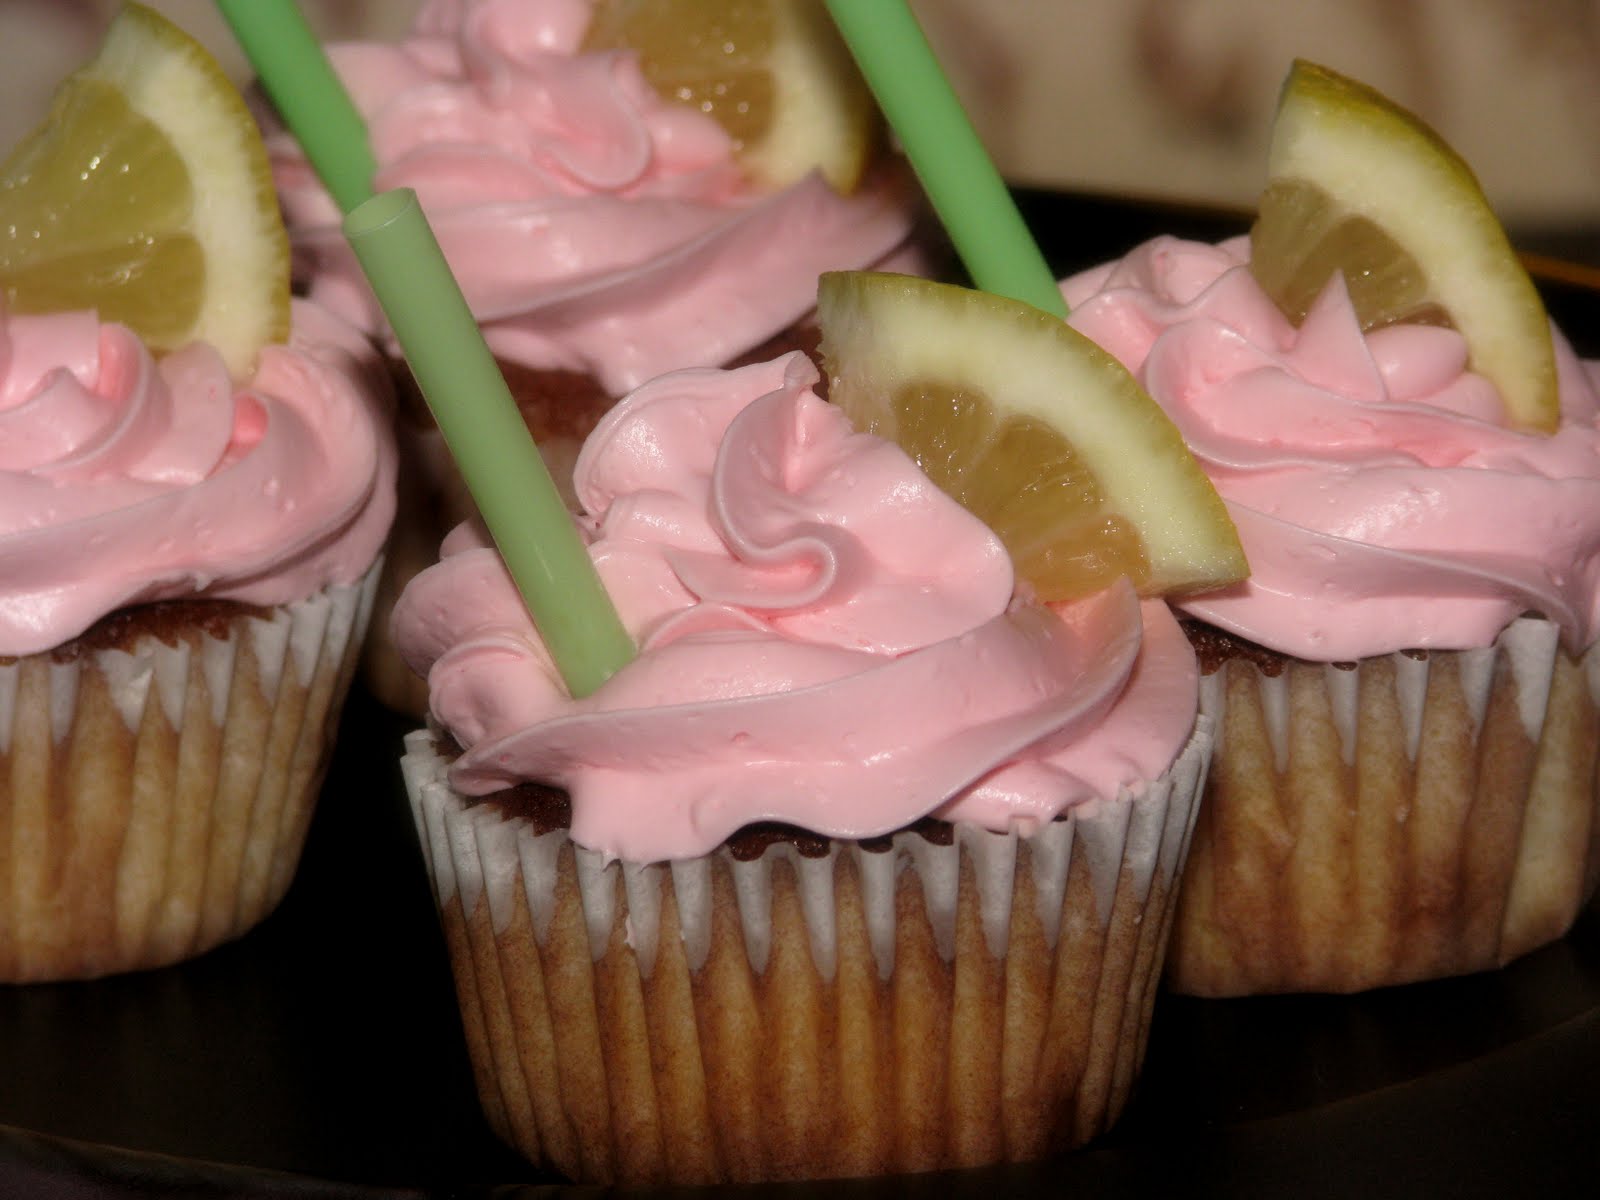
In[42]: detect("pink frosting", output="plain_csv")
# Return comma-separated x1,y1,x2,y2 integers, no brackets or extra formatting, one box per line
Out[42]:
1062,236,1600,661
270,0,923,396
392,352,1197,862
0,299,398,657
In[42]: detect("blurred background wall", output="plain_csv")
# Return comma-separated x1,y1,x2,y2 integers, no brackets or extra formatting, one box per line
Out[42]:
2,0,1596,254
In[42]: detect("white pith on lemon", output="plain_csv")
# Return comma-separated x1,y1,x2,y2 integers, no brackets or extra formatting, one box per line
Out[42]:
1250,59,1557,433
582,0,877,193
817,271,1248,601
0,2,290,379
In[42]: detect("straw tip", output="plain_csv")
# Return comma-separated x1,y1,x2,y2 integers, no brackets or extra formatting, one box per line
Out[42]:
343,187,419,240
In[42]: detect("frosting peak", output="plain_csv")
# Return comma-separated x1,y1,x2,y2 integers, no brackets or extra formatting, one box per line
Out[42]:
0,299,397,656
1064,236,1600,660
273,0,923,395
393,352,1197,862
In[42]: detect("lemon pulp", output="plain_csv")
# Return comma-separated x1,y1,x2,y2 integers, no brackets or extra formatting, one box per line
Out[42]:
0,2,289,378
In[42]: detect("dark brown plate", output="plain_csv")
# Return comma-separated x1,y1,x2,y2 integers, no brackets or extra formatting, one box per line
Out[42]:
3,189,1598,1199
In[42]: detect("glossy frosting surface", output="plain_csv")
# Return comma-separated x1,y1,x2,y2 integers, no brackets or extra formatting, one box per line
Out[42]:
393,352,1196,861
0,299,397,656
1063,236,1600,660
272,0,922,396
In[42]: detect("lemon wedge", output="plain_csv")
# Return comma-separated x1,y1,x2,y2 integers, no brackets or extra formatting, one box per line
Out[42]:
582,0,877,193
1250,60,1557,433
0,2,290,379
818,272,1248,601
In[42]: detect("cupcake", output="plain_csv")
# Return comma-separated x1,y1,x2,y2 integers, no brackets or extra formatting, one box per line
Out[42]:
262,0,931,714
394,349,1211,1184
1060,110,1600,992
0,297,397,982
0,3,399,983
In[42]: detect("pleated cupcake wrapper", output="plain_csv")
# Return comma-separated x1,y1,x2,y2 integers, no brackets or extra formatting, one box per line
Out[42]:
1169,616,1600,996
400,719,1211,1186
0,563,380,983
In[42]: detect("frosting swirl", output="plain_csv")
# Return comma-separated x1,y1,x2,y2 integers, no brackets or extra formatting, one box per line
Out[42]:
392,352,1197,862
271,0,923,396
0,299,397,656
1063,236,1600,660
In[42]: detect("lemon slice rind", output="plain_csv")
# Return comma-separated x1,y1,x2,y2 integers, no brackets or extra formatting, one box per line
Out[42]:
2,3,289,379
1259,60,1556,433
585,0,876,195
745,0,875,193
818,272,1248,598
92,3,290,377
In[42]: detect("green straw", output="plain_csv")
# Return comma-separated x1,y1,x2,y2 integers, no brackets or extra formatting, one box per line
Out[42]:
344,189,634,697
215,0,376,213
822,0,1066,318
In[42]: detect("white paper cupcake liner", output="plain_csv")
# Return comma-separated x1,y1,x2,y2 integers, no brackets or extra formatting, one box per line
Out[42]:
0,563,379,983
400,717,1211,1185
1169,616,1600,995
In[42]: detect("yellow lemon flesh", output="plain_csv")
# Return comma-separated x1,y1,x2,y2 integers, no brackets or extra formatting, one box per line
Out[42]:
1250,60,1557,433
0,2,290,379
818,272,1248,602
582,0,877,193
